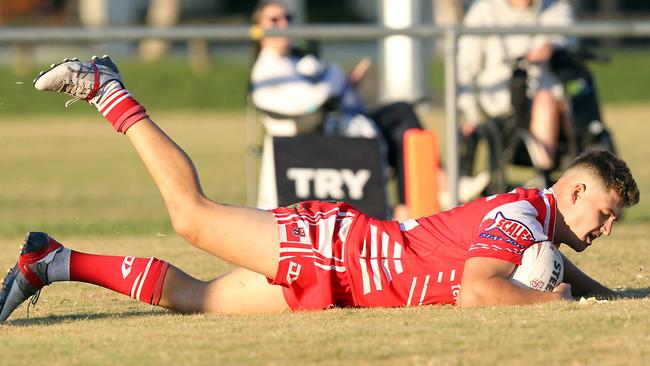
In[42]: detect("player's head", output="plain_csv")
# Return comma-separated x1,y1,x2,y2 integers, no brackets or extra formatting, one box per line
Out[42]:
252,1,292,52
553,150,639,252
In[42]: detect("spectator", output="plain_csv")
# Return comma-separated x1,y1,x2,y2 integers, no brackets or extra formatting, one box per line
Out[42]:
457,0,575,171
251,1,488,219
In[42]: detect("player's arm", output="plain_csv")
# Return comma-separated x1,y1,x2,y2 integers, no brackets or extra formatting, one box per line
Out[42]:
560,252,621,299
457,256,571,307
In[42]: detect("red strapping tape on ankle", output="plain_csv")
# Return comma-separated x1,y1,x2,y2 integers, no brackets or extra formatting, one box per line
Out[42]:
150,262,170,306
84,61,100,101
17,239,62,289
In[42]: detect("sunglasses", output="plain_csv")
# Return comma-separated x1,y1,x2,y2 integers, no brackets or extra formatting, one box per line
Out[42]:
267,14,293,24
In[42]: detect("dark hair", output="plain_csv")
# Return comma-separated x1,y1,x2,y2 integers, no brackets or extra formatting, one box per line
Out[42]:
569,150,640,207
251,0,287,25
250,1,289,60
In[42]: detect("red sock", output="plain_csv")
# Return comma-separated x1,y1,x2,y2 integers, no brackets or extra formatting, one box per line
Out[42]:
95,87,149,134
69,251,169,306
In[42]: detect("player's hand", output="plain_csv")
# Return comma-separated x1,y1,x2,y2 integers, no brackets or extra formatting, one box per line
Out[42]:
461,122,479,138
527,43,554,63
349,57,372,86
553,282,573,300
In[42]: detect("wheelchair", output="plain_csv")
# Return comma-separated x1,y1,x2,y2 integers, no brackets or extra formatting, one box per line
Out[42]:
460,47,617,194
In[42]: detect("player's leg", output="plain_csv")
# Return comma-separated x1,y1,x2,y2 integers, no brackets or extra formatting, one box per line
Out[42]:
124,120,281,278
0,232,288,322
160,266,288,314
529,90,562,170
32,56,280,279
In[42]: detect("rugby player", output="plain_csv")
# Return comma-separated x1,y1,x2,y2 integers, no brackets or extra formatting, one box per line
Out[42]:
0,56,639,321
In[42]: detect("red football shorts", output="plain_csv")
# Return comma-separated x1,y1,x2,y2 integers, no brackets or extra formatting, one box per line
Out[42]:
269,201,360,310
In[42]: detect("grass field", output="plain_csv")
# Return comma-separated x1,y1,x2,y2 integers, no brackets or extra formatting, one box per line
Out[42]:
0,105,649,365
1,49,650,115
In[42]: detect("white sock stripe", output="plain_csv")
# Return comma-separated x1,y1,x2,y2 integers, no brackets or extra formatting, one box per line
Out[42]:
136,257,154,301
130,273,142,299
102,92,132,116
98,88,128,110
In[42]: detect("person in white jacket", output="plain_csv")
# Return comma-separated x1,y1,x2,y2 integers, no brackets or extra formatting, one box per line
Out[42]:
457,0,576,171
250,1,490,218
250,1,427,218
250,1,376,138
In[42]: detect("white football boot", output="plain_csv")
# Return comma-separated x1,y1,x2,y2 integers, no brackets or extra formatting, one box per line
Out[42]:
0,232,69,322
33,55,123,106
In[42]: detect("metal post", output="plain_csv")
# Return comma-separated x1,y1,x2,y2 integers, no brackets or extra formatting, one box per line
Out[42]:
245,99,259,207
380,0,424,102
444,27,459,207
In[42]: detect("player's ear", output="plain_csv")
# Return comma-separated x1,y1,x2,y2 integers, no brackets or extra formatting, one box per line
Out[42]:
571,183,586,205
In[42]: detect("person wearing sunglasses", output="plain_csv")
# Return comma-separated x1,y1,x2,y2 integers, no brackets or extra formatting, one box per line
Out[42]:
250,1,489,220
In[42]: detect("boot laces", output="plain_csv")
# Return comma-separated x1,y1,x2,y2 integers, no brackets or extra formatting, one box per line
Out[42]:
61,62,95,107
26,289,41,319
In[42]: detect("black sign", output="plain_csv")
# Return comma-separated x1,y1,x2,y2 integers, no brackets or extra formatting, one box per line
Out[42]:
273,136,388,219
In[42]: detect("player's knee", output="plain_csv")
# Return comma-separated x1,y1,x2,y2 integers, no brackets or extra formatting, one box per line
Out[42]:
171,217,197,244
456,286,482,307
167,203,202,244
534,90,556,107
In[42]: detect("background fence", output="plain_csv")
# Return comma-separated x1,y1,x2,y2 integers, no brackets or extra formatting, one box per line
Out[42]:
1,21,649,204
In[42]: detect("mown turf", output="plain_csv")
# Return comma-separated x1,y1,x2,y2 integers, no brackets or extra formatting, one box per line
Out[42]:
1,49,649,115
0,107,649,365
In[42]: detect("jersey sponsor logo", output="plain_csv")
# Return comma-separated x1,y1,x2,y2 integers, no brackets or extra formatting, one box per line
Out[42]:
121,256,135,278
292,226,306,238
286,261,302,284
284,203,305,211
451,284,462,303
480,211,535,248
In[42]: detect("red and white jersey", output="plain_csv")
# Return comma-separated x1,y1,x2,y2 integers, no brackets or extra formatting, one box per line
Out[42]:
345,187,557,307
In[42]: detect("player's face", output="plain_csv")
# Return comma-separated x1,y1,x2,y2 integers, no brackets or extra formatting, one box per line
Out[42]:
259,4,292,51
259,4,292,29
566,184,623,252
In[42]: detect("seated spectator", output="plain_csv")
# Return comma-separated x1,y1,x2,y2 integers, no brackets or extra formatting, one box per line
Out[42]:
457,0,576,171
251,1,488,219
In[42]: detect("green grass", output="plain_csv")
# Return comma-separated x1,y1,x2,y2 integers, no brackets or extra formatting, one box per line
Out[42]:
0,230,649,365
1,49,649,116
427,48,650,105
0,59,252,115
0,107,649,365
0,112,247,237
